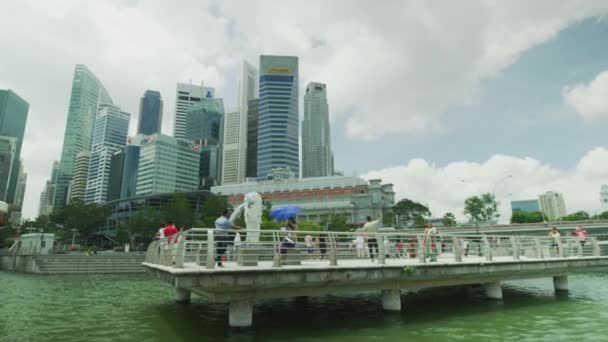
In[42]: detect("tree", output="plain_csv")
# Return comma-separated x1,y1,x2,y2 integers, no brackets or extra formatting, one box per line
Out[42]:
510,211,545,224
298,220,323,232
382,211,395,227
199,193,229,227
49,198,106,242
262,199,272,221
562,211,590,222
464,193,499,227
117,207,161,245
325,212,350,232
599,211,608,220
162,193,194,229
393,199,431,228
441,212,457,227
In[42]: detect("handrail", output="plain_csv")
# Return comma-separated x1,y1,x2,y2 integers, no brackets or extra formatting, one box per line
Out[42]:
144,228,605,269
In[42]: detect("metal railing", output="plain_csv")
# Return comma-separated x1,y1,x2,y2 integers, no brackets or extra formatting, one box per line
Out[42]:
144,229,603,269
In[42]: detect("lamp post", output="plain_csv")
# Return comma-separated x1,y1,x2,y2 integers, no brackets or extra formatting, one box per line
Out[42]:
71,228,78,249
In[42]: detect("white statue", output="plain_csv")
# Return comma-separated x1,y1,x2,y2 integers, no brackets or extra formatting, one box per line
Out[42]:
230,192,263,243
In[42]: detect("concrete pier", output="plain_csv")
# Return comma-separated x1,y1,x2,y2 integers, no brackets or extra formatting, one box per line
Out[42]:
553,276,569,292
229,300,253,328
175,288,191,303
381,289,401,311
484,282,503,300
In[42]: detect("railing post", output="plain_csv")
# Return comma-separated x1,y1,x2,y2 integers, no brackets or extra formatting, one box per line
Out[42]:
417,235,426,263
535,238,543,259
378,234,386,265
174,234,185,268
454,237,462,262
510,236,519,260
592,238,601,257
329,232,338,266
272,231,281,267
483,236,492,261
557,238,564,258
206,229,215,269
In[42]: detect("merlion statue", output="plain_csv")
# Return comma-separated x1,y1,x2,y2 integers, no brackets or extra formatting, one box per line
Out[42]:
230,192,263,243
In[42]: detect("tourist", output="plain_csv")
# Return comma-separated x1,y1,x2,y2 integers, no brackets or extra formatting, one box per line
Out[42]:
423,223,438,262
396,239,404,258
163,221,178,244
573,226,588,246
214,210,241,267
384,236,391,259
305,234,314,258
280,217,297,255
549,227,561,255
318,236,327,259
461,238,470,257
354,235,366,258
357,216,380,261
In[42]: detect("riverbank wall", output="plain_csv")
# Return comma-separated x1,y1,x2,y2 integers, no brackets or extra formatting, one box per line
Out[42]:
0,254,145,274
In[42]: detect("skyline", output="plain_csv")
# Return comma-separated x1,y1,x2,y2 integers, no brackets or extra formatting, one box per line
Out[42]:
1,1,608,220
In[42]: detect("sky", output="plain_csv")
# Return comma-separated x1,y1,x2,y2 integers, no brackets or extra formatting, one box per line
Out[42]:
1,0,608,222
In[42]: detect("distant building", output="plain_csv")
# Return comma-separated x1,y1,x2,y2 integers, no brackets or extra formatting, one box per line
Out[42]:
0,136,17,202
135,134,200,195
84,104,130,204
245,99,259,179
13,161,27,209
302,82,334,178
67,151,90,202
173,82,214,139
601,184,608,213
38,161,59,216
222,61,258,185
54,65,113,209
511,199,540,213
257,55,299,178
211,176,395,225
137,90,163,136
0,89,29,205
107,135,145,201
538,191,567,221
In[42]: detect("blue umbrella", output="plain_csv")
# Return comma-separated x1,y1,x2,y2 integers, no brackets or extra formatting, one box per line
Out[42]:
271,206,304,220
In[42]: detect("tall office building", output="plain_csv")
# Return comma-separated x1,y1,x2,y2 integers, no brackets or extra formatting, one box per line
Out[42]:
54,65,113,208
173,82,214,139
186,98,224,190
538,191,567,221
135,134,200,195
302,82,334,178
601,184,608,213
246,99,259,179
38,161,59,216
84,104,130,204
67,151,90,202
0,89,29,204
107,134,145,201
511,199,540,213
257,55,299,178
222,61,258,184
137,90,163,135
13,161,27,209
0,136,17,202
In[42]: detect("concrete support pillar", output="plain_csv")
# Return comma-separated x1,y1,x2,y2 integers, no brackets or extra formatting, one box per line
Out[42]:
381,289,401,311
229,300,253,328
175,288,191,303
553,276,569,292
484,282,503,300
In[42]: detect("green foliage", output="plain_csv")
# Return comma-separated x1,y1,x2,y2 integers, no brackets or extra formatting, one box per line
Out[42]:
298,220,323,232
464,193,499,226
599,211,608,220
382,212,395,227
161,193,193,229
510,211,545,224
200,193,229,227
262,199,272,221
0,224,18,248
49,198,106,242
322,212,350,232
441,212,457,227
393,198,431,228
117,207,161,245
261,220,283,230
562,211,590,222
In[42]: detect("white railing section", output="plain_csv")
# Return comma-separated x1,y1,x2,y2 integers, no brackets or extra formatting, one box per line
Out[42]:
144,229,604,269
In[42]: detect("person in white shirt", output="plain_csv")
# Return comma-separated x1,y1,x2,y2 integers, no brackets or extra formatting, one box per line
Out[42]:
354,235,365,258
356,216,381,261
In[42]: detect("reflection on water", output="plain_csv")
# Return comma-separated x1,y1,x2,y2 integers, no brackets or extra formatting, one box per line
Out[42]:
1,271,608,341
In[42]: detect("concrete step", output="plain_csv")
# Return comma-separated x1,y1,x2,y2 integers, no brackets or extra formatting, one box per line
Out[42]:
38,269,145,274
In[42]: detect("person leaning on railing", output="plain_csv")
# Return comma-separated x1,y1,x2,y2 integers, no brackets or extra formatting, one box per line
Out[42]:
215,210,242,267
356,216,381,262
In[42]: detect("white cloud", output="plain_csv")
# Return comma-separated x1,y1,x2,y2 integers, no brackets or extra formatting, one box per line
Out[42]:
363,147,608,223
564,70,608,120
1,1,607,218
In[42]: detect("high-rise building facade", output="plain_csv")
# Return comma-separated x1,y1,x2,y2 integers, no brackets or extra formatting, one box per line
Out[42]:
186,98,224,190
84,104,130,204
257,55,299,178
54,65,113,208
0,89,29,204
222,61,258,184
302,82,334,178
67,151,90,202
137,90,163,135
107,134,145,201
246,99,259,179
0,136,17,202
538,191,567,221
601,184,608,213
13,161,27,209
511,199,540,213
173,82,214,139
136,134,200,195
38,161,59,216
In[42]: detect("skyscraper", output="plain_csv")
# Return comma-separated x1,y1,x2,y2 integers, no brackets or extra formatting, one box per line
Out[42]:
38,161,59,216
173,82,215,139
84,104,130,204
246,99,259,179
302,82,334,178
186,98,224,190
222,60,258,184
137,90,163,135
538,191,567,221
136,134,200,195
0,136,17,202
257,55,299,178
13,161,27,209
107,135,145,201
0,89,29,204
54,65,113,208
67,151,90,202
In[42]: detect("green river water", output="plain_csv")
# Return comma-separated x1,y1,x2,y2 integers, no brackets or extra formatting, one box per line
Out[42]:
1,271,607,342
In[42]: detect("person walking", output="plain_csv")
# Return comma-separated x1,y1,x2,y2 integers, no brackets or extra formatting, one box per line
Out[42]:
423,223,438,262
354,235,366,259
280,217,298,255
357,216,381,262
549,227,561,256
214,210,241,267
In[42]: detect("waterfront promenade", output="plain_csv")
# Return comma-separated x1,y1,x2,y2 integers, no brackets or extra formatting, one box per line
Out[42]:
143,229,608,327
